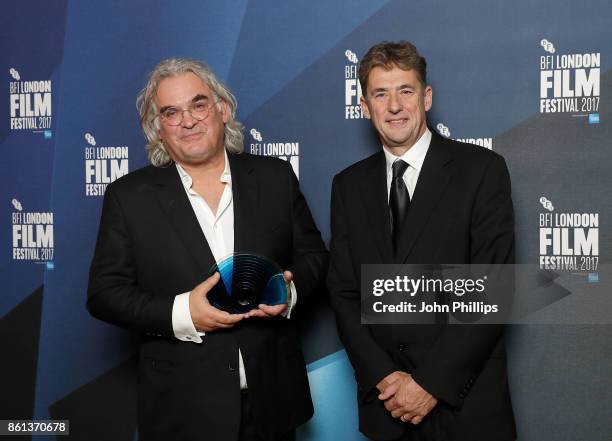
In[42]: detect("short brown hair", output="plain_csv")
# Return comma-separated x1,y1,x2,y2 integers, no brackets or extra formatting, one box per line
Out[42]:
359,41,427,95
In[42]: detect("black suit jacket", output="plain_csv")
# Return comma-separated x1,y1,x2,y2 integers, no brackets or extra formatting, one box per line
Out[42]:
328,132,516,441
87,152,328,441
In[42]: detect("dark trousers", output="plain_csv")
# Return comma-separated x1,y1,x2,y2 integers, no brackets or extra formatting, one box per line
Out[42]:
238,391,296,441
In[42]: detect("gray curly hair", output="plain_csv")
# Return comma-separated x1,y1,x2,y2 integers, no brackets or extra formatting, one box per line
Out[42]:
136,58,244,167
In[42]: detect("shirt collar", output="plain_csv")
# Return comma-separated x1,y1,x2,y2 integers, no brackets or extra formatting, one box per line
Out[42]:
175,149,232,191
383,128,431,174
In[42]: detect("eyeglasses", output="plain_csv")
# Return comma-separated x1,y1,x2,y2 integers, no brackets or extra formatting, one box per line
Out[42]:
155,99,218,126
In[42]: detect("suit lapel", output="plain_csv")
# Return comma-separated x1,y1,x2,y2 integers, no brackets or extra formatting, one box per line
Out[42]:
228,153,258,253
395,133,453,263
149,164,216,271
360,151,394,263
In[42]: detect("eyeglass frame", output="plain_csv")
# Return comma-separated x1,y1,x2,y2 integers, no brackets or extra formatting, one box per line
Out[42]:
152,97,220,127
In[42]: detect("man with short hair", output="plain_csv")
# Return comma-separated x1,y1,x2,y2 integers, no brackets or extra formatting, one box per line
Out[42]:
328,41,516,440
88,58,327,441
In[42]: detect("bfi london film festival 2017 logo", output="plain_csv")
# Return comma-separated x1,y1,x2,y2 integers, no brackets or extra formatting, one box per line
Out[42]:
344,49,364,120
435,123,493,150
249,128,299,178
8,68,53,137
11,198,54,266
84,132,129,196
539,39,600,123
539,196,599,276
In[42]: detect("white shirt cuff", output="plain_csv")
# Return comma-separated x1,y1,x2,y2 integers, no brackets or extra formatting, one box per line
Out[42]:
172,292,205,343
282,280,298,319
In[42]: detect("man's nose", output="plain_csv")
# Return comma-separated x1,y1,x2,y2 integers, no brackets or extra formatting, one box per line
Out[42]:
387,93,402,113
181,110,198,128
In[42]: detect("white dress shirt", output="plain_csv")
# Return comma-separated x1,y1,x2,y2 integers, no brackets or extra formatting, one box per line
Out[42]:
383,128,432,199
170,150,296,390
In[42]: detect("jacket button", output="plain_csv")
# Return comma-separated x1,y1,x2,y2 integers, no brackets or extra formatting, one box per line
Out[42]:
398,344,405,351
228,364,236,372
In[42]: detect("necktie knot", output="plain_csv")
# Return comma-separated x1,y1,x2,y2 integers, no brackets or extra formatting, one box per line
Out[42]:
392,160,409,178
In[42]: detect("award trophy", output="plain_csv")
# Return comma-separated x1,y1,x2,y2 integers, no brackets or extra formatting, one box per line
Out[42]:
206,253,288,313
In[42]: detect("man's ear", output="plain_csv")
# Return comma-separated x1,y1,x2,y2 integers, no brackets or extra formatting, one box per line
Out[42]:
424,85,433,112
220,100,229,124
360,95,371,119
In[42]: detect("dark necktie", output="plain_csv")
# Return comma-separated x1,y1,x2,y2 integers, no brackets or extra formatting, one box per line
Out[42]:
389,159,410,251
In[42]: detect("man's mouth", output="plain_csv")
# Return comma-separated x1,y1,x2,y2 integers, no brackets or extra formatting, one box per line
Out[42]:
387,118,408,126
181,131,205,140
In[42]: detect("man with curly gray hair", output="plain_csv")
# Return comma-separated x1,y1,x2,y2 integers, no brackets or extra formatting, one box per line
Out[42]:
136,58,245,167
88,58,327,441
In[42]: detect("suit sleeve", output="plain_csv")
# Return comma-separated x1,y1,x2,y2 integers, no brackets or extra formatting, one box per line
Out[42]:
284,162,329,309
87,183,175,337
327,175,399,398
411,154,515,408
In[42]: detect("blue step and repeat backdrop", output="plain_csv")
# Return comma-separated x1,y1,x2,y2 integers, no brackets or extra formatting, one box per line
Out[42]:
1,1,611,440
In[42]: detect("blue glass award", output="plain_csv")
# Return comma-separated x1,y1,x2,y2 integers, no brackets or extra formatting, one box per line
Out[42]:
206,253,288,313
